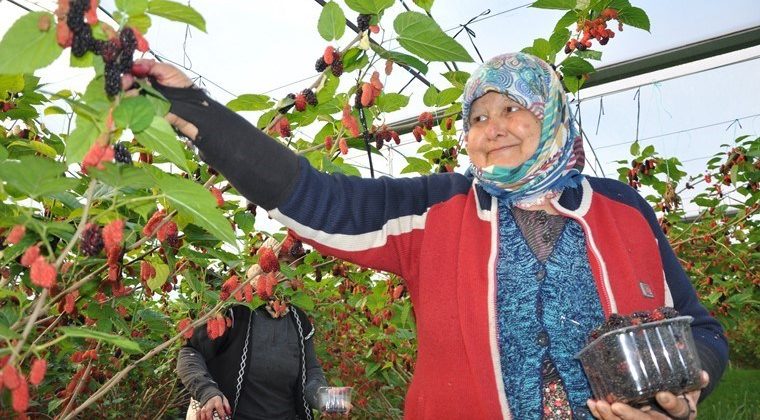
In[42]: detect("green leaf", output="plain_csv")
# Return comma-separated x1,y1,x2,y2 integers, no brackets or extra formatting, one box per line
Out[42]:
630,140,640,156
531,0,578,10
401,157,433,174
290,291,315,311
560,56,594,76
226,94,273,112
342,48,368,73
370,46,429,75
127,14,152,34
640,144,655,158
8,140,57,158
575,49,603,60
562,75,584,92
0,156,78,198
318,1,346,41
44,105,68,116
156,175,237,247
413,0,434,12
527,38,552,61
393,12,473,62
316,73,340,104
148,263,169,291
549,29,571,54
436,87,462,106
113,96,154,133
65,116,99,165
147,0,206,32
618,6,650,32
233,211,255,233
0,12,63,74
344,0,394,14
116,0,149,15
89,163,155,190
553,10,579,32
375,93,410,113
135,116,190,172
60,327,142,353
423,86,438,107
441,71,470,89
0,74,24,96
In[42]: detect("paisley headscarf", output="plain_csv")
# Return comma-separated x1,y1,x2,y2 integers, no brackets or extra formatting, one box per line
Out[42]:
462,52,585,207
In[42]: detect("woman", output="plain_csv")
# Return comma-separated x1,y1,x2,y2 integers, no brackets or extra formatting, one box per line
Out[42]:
177,302,327,420
134,52,727,419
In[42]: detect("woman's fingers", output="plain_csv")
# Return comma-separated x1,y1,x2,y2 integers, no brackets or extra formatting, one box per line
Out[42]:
165,112,199,141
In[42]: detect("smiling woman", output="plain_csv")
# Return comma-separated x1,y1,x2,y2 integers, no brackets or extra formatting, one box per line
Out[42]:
465,92,541,169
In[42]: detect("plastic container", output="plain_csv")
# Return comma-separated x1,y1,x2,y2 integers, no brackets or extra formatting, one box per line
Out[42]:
575,316,702,405
317,386,352,414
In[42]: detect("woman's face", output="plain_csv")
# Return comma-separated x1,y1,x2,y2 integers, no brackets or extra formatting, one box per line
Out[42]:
465,92,541,168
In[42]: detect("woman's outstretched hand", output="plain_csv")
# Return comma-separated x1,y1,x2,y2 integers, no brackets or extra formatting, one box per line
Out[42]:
122,59,200,141
588,370,708,420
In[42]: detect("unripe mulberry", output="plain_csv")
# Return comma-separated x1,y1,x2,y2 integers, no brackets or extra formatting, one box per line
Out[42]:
177,318,193,339
257,247,279,273
339,137,348,155
6,225,25,244
210,187,224,207
29,358,47,386
12,377,29,412
30,258,56,288
323,46,336,65
21,245,41,268
294,93,307,112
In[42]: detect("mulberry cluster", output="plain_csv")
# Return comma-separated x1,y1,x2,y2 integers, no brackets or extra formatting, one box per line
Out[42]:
56,0,149,97
434,147,458,173
114,142,132,164
587,307,680,342
293,89,316,112
372,125,400,149
79,223,104,256
321,46,344,77
565,8,621,53
357,14,372,32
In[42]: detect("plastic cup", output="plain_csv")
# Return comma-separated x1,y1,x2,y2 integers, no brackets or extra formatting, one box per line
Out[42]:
575,316,703,406
317,386,352,414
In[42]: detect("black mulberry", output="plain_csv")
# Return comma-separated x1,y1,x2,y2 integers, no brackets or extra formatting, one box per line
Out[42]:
80,223,104,256
114,142,132,164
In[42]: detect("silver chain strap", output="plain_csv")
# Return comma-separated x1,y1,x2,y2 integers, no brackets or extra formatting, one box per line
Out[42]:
293,310,313,420
232,309,254,418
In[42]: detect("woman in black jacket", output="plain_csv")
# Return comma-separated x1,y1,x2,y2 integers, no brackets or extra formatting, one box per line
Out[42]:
177,303,327,420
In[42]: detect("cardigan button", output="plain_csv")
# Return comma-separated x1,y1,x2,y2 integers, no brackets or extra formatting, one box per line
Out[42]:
536,268,546,281
536,211,548,223
536,331,550,347
541,232,552,243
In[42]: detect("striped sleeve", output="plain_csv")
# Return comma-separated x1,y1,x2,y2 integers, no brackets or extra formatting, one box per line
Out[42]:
269,157,471,280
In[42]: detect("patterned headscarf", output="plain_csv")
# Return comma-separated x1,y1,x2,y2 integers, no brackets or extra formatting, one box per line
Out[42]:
462,53,585,207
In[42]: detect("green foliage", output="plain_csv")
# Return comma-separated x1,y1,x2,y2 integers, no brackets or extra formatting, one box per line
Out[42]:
393,12,473,62
318,1,346,41
147,0,206,32
0,12,62,74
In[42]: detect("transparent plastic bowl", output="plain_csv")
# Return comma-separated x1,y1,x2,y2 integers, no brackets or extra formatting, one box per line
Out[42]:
317,386,352,414
575,316,702,405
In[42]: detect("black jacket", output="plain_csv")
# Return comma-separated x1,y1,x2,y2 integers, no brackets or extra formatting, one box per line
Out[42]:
177,305,326,419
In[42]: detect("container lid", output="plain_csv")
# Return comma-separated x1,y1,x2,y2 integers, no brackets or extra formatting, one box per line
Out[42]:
574,315,693,359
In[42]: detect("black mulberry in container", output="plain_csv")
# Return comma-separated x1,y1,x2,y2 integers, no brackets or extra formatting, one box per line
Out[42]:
575,316,702,406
